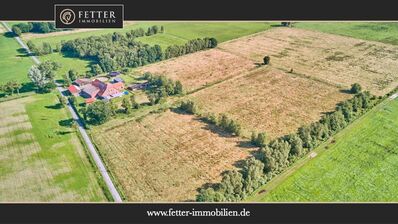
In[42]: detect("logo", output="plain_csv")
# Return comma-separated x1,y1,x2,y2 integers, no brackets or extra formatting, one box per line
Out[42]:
55,4,124,28
59,9,75,25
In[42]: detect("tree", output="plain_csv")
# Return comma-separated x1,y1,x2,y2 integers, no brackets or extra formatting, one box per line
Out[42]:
56,93,67,107
350,83,362,94
28,65,50,92
42,42,52,55
12,26,22,36
242,158,266,194
68,69,79,81
251,132,267,147
263,55,270,65
84,101,112,125
68,95,77,107
62,74,71,87
219,170,244,201
179,100,198,114
174,80,183,95
130,95,139,109
121,98,132,114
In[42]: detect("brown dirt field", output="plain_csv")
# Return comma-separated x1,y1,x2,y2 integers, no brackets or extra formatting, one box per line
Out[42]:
0,25,5,34
189,67,350,139
137,49,256,92
219,28,398,96
92,110,254,201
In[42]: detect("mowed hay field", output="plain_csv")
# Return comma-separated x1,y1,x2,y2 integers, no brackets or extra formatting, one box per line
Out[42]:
219,27,398,95
190,67,350,138
91,110,253,201
0,94,106,201
251,98,398,202
138,49,256,92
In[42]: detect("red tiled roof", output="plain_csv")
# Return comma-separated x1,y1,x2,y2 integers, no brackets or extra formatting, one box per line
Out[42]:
98,82,125,97
68,85,80,94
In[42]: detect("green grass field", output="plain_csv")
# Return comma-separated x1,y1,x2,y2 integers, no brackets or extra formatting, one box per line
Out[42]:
296,22,398,45
40,53,94,79
0,32,33,84
249,97,398,202
0,93,106,201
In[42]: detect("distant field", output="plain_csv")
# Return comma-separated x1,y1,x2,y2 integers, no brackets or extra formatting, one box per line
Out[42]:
0,32,33,84
250,98,398,202
138,49,256,92
29,22,273,49
295,22,398,46
91,110,253,201
219,27,398,96
23,22,272,75
0,94,106,201
189,67,350,138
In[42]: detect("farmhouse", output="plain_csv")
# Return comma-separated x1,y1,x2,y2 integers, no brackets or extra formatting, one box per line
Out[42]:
69,78,125,103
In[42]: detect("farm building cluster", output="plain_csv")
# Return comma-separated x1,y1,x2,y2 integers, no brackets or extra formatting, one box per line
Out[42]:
68,72,127,104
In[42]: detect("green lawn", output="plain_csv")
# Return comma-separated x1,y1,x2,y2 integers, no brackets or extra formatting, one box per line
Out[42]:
296,22,398,45
0,93,107,201
40,53,94,79
249,97,398,202
0,31,33,84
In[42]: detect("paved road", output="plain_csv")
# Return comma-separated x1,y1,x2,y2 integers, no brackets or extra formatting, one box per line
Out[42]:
1,21,123,202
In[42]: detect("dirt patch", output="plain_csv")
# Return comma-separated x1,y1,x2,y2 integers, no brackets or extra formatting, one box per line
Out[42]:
92,110,253,201
219,27,398,96
137,49,256,92
190,67,350,138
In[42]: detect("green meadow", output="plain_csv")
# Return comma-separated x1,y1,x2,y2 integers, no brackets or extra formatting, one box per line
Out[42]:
0,31,33,84
0,93,107,201
249,98,398,202
296,22,398,45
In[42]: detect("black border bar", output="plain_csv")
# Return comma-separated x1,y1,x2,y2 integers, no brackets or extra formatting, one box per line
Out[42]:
1,0,398,20
1,203,397,224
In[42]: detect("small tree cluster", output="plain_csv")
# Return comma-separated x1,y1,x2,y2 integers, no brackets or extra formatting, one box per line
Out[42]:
179,100,199,114
26,41,53,56
27,61,60,93
81,100,113,125
0,81,22,96
143,73,184,105
145,25,164,36
12,22,61,36
197,157,266,202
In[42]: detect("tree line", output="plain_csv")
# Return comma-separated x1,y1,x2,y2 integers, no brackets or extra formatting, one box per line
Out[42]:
60,27,217,73
164,37,217,59
196,85,379,202
179,100,242,136
11,22,64,36
0,81,22,97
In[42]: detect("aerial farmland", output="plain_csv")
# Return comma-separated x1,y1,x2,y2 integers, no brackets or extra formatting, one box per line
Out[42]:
1,21,398,202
